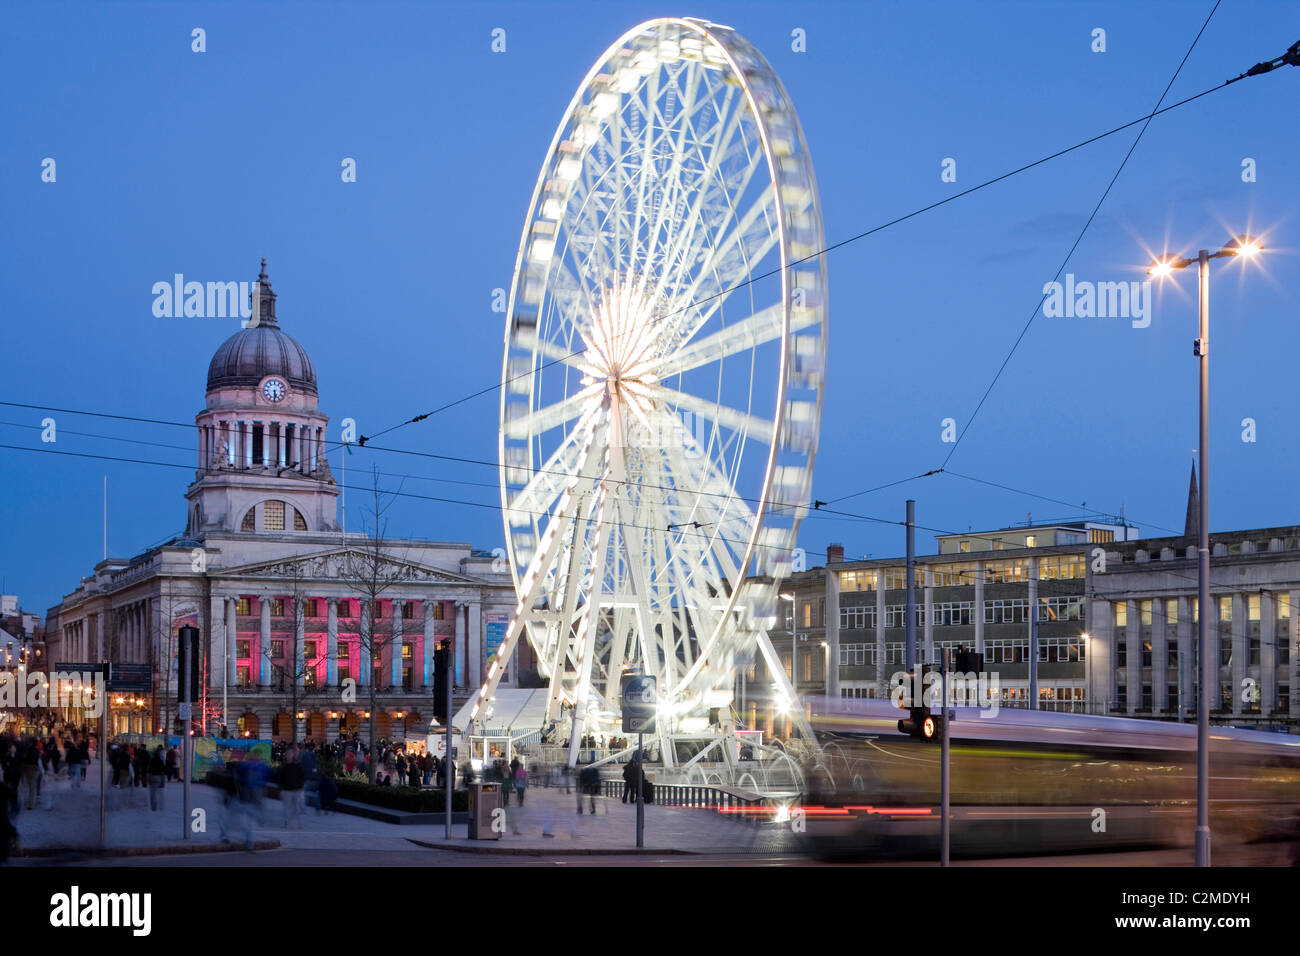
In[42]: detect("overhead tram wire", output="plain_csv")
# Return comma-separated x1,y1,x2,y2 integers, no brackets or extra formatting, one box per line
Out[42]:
816,28,1296,513
8,41,1290,527
0,444,1198,597
313,61,1267,454
936,2,1232,471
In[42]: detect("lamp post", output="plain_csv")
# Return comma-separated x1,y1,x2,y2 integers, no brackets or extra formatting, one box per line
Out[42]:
1148,233,1262,868
1081,633,1091,715
780,592,798,740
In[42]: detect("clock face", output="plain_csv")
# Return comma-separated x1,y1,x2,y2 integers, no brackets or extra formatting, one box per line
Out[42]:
262,378,286,402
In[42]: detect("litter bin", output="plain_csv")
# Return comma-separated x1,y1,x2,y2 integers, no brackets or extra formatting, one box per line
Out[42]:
468,783,501,840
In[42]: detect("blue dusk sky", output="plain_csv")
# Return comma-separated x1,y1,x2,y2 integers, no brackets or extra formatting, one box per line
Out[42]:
1,1,1297,615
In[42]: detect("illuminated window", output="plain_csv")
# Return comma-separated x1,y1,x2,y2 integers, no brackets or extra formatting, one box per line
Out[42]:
237,639,251,658
802,603,812,628
959,540,971,553
1279,594,1291,621
263,499,285,531
271,640,284,658
1025,535,1037,548
1089,528,1114,543
236,597,251,616
271,598,284,616
402,644,412,659
1115,603,1127,628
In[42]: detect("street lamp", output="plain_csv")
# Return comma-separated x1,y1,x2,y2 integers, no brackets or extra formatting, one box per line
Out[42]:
1147,233,1263,869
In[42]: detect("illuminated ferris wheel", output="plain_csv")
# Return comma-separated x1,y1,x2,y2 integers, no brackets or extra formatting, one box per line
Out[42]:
471,17,828,764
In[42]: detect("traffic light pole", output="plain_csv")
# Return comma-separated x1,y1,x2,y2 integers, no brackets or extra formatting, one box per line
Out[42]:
445,640,454,841
940,647,950,867
636,732,645,849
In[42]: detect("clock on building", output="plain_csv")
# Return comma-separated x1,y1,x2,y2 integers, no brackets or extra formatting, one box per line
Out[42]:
262,378,286,402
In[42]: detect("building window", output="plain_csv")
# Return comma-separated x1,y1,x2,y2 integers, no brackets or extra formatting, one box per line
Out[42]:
237,639,251,658
305,640,319,662
293,508,307,531
264,499,285,531
402,601,414,619
1167,644,1178,667
241,508,256,531
1089,528,1114,543
271,598,285,616
840,605,876,630
1280,684,1291,713
236,597,251,616
1025,535,1037,548
237,665,251,688
1117,642,1127,667
271,640,284,658
801,603,812,628
959,540,970,553
839,570,877,592
372,601,384,619
402,643,412,659
781,655,792,680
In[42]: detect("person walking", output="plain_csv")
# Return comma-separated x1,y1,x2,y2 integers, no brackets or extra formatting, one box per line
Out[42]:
621,758,636,804
279,747,306,829
514,762,528,806
19,740,40,811
65,737,82,790
148,746,167,811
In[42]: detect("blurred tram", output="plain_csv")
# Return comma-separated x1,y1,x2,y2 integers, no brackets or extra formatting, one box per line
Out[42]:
796,696,1300,860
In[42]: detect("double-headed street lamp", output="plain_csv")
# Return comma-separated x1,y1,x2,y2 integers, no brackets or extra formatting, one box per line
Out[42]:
1147,233,1263,869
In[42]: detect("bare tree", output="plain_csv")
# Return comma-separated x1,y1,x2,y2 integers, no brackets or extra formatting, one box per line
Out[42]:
336,467,409,782
260,565,320,743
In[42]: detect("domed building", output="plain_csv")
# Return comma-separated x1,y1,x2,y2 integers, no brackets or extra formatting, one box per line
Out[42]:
187,260,339,536
46,262,525,743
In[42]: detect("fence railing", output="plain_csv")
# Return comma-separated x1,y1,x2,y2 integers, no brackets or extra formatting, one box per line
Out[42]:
598,779,772,823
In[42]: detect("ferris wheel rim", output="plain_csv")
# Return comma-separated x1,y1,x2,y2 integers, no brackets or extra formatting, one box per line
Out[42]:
497,16,828,714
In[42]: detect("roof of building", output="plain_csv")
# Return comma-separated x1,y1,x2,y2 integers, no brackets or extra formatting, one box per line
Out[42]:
206,260,318,395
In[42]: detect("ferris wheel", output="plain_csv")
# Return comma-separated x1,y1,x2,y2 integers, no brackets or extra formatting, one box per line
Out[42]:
470,18,828,765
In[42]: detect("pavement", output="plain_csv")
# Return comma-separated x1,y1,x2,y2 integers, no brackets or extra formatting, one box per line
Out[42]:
7,761,798,859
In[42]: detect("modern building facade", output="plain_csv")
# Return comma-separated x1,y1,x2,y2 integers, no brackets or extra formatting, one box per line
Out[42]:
45,263,524,741
742,495,1300,738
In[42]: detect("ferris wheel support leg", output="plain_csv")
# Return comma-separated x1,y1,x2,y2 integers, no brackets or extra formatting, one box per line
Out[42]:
756,630,815,740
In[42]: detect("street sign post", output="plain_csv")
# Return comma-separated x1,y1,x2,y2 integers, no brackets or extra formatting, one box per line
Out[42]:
620,672,657,849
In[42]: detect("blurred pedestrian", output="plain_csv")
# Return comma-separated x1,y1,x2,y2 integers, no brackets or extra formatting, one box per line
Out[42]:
148,746,167,811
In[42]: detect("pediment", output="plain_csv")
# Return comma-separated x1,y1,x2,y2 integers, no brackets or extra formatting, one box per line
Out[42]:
225,547,481,585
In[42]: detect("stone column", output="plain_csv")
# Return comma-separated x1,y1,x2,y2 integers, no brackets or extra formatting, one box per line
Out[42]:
243,421,252,469
326,597,339,687
454,601,466,688
1231,593,1247,716
259,596,272,687
1125,599,1140,715
1260,590,1275,718
468,600,482,687
422,598,434,687
874,577,886,699
358,602,370,687
226,596,238,689
295,600,306,689
206,597,223,690
1153,598,1168,714
1208,596,1223,713
825,568,840,698
391,600,404,689
1177,596,1193,719
1289,590,1299,720
973,560,985,654
298,423,308,473
922,567,934,667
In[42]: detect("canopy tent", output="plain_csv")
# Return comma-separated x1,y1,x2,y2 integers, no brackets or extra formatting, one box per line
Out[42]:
446,688,554,741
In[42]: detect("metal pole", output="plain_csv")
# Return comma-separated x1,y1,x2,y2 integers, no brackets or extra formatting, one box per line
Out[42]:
1195,249,1211,868
905,500,916,674
940,647,950,867
445,641,453,840
1029,562,1039,710
99,666,107,847
636,732,645,849
182,630,191,841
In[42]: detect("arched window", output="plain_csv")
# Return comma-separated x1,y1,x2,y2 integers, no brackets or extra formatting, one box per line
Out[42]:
294,508,307,530
241,507,256,531
264,500,285,531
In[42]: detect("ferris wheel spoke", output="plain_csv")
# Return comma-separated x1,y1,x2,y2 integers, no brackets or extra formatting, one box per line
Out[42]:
502,383,603,440
652,301,787,380
654,385,773,447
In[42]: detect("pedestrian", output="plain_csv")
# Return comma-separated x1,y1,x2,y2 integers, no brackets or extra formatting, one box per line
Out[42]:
514,762,528,806
621,758,636,803
65,737,82,790
279,747,306,829
408,755,419,789
19,740,40,811
148,746,167,811
165,746,179,782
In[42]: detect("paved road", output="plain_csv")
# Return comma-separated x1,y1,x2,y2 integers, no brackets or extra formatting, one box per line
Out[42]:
16,840,1295,867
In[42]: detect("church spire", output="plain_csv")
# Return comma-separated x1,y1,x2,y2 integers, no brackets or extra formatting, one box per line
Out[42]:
1184,461,1199,539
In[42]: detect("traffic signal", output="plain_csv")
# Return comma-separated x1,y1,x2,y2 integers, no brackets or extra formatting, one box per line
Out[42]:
897,706,944,741
176,626,201,704
433,640,451,723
